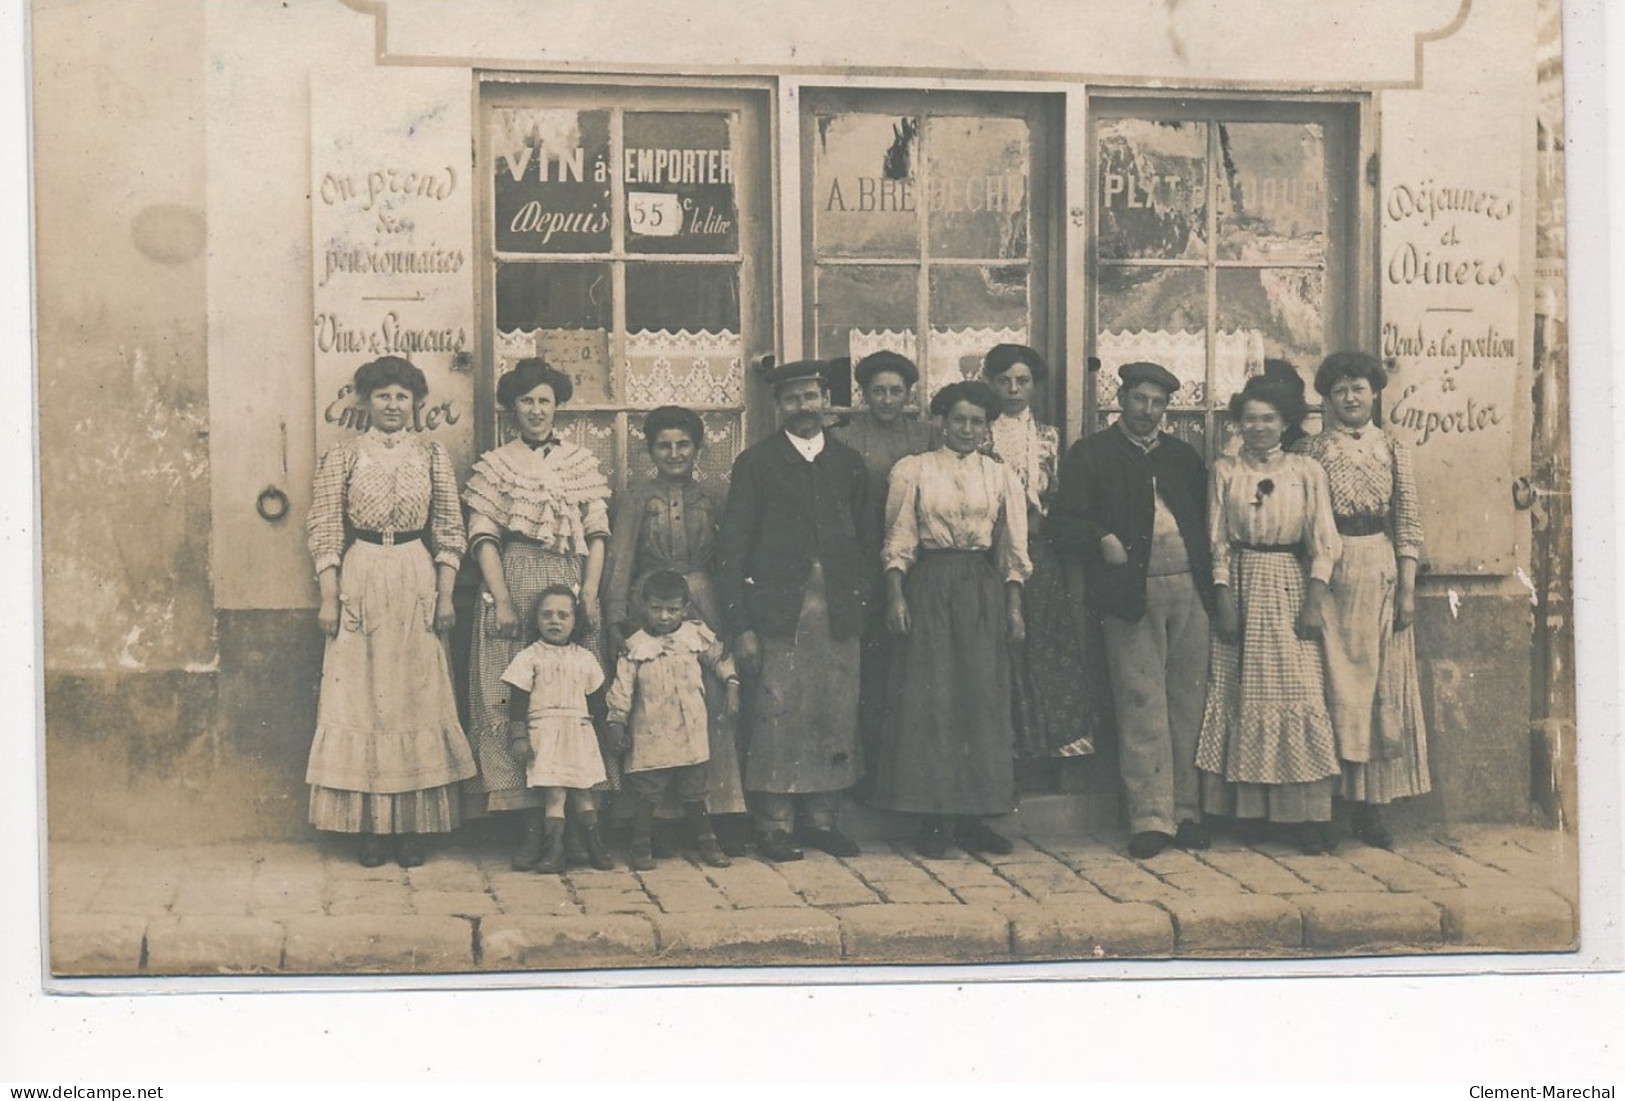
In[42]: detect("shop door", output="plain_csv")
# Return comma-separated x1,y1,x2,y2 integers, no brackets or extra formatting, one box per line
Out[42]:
800,90,1063,431
477,82,774,493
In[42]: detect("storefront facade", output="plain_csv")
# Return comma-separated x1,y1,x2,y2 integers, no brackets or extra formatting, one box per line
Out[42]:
35,0,1571,841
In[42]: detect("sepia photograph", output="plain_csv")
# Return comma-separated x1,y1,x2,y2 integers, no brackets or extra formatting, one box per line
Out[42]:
27,0,1606,987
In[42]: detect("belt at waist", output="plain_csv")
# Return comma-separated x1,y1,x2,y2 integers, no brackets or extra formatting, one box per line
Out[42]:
1233,540,1304,555
1335,516,1387,537
529,707,590,719
352,528,427,546
502,532,555,549
918,547,993,559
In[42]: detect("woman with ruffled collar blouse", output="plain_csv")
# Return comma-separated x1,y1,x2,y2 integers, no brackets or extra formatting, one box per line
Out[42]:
463,357,613,870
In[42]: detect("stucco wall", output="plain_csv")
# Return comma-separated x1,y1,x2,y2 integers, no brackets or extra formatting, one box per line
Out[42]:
35,0,213,673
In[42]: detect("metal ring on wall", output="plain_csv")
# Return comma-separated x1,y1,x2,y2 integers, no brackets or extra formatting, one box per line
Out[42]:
256,485,290,523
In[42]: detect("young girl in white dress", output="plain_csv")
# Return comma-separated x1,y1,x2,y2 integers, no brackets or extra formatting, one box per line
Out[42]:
502,586,612,874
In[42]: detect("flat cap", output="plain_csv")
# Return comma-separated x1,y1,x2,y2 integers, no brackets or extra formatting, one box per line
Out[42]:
758,357,831,390
1117,360,1181,394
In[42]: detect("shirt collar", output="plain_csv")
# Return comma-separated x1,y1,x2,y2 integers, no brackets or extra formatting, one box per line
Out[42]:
785,429,826,462
523,433,560,455
364,427,406,449
1116,418,1161,454
1333,421,1373,441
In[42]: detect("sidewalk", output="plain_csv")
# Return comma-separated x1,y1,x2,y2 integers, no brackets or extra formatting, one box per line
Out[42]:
46,824,1579,976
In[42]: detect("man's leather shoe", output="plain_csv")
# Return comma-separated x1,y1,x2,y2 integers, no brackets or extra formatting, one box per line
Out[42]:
1173,819,1212,851
915,821,950,859
799,826,860,857
953,818,1015,855
1127,830,1170,860
757,830,804,862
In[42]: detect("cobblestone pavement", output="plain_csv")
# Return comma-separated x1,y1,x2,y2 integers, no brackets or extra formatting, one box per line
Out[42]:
46,825,1579,976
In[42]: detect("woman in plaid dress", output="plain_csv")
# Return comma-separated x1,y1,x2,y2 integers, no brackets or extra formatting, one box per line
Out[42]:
1196,374,1344,854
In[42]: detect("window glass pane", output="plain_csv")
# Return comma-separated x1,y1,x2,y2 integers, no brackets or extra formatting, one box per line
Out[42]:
624,264,742,407
1162,411,1208,455
551,411,619,476
1215,267,1324,396
625,263,740,331
814,265,918,406
927,265,1029,401
491,107,612,254
926,116,1029,260
1097,119,1208,261
812,114,921,258
1094,266,1206,409
1216,122,1327,262
495,262,613,404
623,112,739,255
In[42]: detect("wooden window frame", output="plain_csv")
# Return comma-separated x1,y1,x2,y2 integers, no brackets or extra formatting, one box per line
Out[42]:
475,79,776,493
798,88,1067,430
1086,93,1373,462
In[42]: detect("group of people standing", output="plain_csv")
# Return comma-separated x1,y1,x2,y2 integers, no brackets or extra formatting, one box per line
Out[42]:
302,341,1429,872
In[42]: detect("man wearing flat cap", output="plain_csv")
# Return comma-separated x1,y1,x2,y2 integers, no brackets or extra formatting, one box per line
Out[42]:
719,358,878,861
1051,361,1214,860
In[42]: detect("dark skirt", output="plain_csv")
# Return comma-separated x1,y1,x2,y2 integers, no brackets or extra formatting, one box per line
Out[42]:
1012,525,1096,758
873,550,1016,816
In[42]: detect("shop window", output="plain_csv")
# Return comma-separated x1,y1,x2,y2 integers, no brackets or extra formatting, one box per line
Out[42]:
479,85,769,491
801,91,1059,419
1090,99,1362,459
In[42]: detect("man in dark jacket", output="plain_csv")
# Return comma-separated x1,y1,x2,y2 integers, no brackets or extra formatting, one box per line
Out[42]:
719,359,877,861
1051,361,1213,860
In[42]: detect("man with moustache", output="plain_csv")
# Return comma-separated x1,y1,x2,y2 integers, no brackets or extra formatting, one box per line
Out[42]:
1051,361,1214,860
719,359,877,861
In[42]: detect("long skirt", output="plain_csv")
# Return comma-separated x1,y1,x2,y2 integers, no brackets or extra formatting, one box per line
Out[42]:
853,603,895,798
307,540,477,834
1012,525,1096,759
873,550,1017,816
1325,533,1432,804
465,542,612,814
740,562,861,795
1196,548,1340,822
628,566,746,817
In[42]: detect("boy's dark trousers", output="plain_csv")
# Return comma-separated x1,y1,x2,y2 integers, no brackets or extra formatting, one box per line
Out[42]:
625,764,729,868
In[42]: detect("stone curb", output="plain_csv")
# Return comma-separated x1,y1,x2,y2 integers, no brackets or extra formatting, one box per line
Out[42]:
282,915,475,973
1160,894,1303,952
146,916,286,974
837,904,1011,962
49,914,148,977
1010,901,1175,958
479,915,657,970
1293,892,1444,951
1425,888,1577,951
653,907,843,965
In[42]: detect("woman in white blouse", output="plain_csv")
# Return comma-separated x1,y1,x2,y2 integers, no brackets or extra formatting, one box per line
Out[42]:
1195,373,1344,854
872,380,1032,859
305,357,476,868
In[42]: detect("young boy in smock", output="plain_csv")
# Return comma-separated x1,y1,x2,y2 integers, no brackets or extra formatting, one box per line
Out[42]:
605,570,740,871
